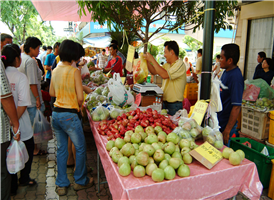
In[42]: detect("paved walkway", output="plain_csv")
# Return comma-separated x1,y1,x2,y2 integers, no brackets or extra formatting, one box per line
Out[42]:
11,124,271,200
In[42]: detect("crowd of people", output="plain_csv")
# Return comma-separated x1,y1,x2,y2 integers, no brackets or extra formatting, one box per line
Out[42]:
1,31,274,199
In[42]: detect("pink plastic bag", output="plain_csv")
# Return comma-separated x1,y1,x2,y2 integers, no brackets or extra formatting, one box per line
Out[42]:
242,84,260,101
183,98,191,113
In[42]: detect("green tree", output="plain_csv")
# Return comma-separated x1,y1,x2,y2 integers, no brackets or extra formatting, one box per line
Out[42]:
182,35,203,52
1,0,57,45
78,1,237,53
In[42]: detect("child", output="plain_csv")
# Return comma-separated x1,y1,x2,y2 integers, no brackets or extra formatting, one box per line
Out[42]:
2,44,37,195
41,81,52,121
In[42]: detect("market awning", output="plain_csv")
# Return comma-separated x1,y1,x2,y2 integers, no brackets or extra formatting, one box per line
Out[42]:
31,0,92,22
83,36,111,48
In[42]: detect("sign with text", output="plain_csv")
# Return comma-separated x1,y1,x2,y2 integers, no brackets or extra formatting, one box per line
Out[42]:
126,45,135,72
189,142,223,169
190,100,208,125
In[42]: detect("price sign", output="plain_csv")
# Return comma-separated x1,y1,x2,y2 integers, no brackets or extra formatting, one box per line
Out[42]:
190,100,208,125
125,45,135,72
134,93,142,106
189,142,223,169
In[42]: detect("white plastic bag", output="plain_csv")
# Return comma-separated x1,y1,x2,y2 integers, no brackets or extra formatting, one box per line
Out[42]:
6,139,27,174
81,63,90,80
33,109,53,143
108,73,134,107
202,126,224,149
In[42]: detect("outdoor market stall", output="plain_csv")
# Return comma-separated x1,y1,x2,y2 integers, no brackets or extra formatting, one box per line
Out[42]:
85,108,262,200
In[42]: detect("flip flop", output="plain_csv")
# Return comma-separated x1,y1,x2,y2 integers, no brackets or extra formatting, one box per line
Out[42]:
34,150,48,156
20,178,37,186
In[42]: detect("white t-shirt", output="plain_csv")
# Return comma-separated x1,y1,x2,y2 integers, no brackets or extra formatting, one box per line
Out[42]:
18,53,43,107
5,67,33,142
98,53,108,68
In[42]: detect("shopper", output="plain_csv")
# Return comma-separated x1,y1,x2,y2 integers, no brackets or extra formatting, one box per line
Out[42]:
42,46,52,66
97,49,108,69
2,44,37,195
44,42,60,86
0,60,20,200
18,36,46,156
195,49,202,74
41,81,52,122
143,40,186,116
217,43,244,146
50,40,93,196
253,51,266,79
253,58,274,85
1,33,13,50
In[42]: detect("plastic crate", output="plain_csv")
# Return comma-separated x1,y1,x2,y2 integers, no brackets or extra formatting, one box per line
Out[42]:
269,111,274,145
184,83,198,100
230,137,274,188
268,159,274,199
241,107,270,140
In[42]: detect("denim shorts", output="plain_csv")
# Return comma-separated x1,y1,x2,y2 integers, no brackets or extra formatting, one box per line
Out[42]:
162,101,183,116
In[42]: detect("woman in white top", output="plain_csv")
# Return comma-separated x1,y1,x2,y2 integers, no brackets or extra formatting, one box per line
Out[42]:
1,44,36,195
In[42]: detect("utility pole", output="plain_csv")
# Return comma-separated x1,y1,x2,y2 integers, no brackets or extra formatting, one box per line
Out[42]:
200,1,215,100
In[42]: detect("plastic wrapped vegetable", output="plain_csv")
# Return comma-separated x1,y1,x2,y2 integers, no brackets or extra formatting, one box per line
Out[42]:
133,53,148,84
178,117,203,140
91,104,110,121
202,126,224,149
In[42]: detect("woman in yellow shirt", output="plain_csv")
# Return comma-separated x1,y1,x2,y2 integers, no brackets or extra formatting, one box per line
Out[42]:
49,40,93,195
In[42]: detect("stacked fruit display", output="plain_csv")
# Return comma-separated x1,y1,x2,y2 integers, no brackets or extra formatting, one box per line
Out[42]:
222,147,245,166
97,108,177,140
242,97,274,111
90,70,109,86
202,126,224,150
86,86,110,111
105,125,198,182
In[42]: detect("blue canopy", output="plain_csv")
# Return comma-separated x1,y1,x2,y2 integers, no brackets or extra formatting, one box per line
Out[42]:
83,36,111,48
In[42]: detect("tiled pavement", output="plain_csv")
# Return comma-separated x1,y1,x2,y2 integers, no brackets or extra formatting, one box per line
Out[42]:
11,123,271,200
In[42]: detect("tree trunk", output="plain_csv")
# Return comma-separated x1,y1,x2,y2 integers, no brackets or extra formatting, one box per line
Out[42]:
22,23,26,44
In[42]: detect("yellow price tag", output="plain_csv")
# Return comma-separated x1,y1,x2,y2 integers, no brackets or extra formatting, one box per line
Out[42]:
191,100,208,125
195,142,222,164
127,45,135,63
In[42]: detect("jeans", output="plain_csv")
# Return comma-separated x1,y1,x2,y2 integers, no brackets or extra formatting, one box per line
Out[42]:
27,103,45,126
1,141,11,200
227,122,238,147
163,101,183,116
52,111,89,187
11,137,34,193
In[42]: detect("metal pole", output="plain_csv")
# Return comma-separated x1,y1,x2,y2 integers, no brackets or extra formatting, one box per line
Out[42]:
200,1,215,100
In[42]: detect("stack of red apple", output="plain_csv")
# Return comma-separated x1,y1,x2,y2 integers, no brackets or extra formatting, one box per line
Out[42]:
97,108,177,140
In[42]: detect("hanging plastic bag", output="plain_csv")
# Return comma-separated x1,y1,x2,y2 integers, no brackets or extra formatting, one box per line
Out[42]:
81,63,90,80
6,139,26,174
245,78,274,99
33,109,53,143
133,53,148,84
242,84,261,101
108,73,134,107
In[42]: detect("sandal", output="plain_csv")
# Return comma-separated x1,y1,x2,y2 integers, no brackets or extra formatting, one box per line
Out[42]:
56,186,68,196
33,150,48,156
73,177,94,191
20,178,37,186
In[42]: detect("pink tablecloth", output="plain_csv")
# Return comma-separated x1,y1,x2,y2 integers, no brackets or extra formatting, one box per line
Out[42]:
86,109,263,200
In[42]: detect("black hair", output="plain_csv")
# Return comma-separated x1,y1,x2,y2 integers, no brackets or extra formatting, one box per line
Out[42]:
53,42,60,50
1,33,12,42
111,40,118,46
41,81,49,90
1,44,21,68
24,37,42,53
216,55,220,59
221,43,240,65
164,41,179,56
58,40,78,62
42,45,47,51
258,51,266,59
264,58,274,71
75,43,85,61
102,49,106,52
47,46,53,50
134,51,139,59
197,49,202,55
109,44,118,51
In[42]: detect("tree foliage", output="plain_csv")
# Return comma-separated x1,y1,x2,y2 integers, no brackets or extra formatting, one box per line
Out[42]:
182,35,203,52
78,1,237,53
0,0,57,45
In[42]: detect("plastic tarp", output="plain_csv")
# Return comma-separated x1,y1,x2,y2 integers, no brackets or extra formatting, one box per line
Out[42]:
85,107,263,200
83,36,111,48
31,0,92,22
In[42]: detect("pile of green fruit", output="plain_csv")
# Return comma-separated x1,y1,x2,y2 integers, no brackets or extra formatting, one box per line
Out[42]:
222,147,245,166
86,86,110,111
242,97,274,111
90,70,109,86
105,125,199,182
202,126,224,150
173,118,203,141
